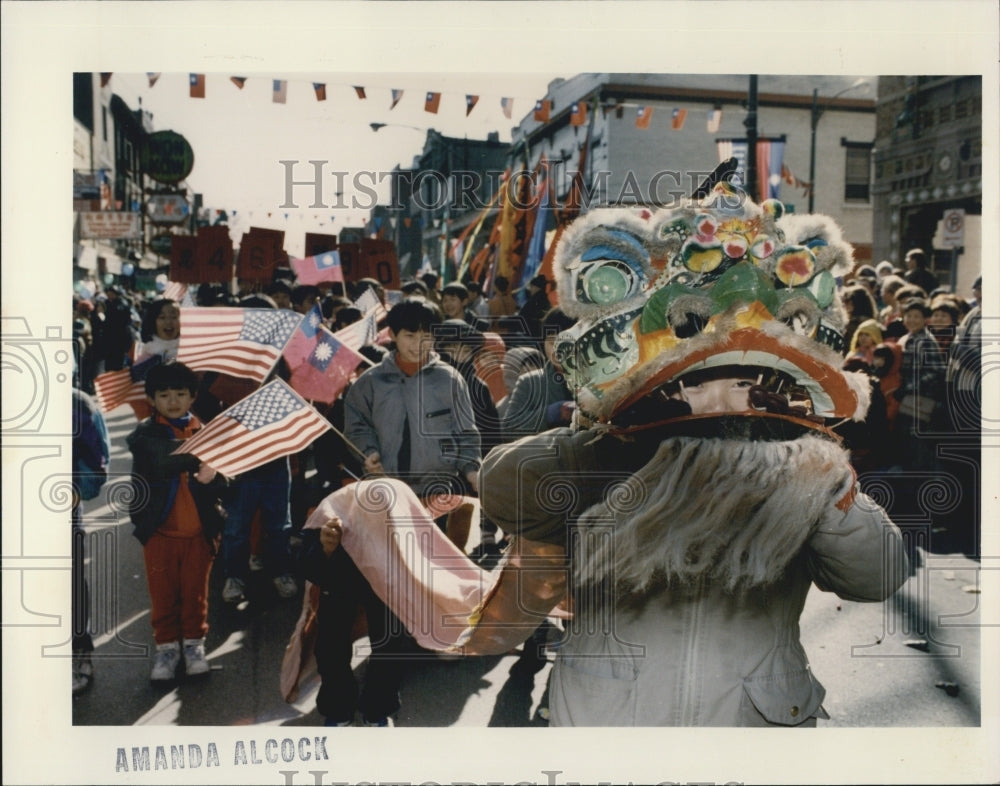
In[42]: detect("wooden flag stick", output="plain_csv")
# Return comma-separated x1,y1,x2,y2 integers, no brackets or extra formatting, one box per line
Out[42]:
328,423,369,461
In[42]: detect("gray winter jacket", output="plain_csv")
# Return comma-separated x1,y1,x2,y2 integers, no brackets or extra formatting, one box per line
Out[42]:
481,427,909,726
344,351,481,495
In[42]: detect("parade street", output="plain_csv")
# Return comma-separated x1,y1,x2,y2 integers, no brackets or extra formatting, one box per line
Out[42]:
72,403,983,729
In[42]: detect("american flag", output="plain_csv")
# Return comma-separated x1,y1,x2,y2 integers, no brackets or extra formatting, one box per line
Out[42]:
332,310,378,352
176,307,302,383
163,281,186,301
93,369,151,419
174,379,332,479
352,288,388,322
288,327,366,403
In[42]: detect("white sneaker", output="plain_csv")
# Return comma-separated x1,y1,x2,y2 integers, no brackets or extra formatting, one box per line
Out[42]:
273,574,298,599
150,642,181,682
183,638,210,676
222,577,246,604
248,554,265,572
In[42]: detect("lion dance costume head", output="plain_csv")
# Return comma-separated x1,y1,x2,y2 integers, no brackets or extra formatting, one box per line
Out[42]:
550,183,867,593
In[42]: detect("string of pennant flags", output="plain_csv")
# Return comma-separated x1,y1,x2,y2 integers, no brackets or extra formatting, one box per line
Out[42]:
102,72,731,132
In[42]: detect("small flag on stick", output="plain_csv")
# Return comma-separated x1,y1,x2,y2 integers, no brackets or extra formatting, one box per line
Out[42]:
189,74,205,98
289,328,367,404
173,380,332,478
291,250,344,285
176,308,302,383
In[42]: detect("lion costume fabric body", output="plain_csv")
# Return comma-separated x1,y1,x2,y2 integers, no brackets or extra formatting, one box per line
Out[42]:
297,185,908,727
480,185,909,726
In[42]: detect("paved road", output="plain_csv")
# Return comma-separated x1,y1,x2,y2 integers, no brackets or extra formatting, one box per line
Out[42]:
72,404,982,728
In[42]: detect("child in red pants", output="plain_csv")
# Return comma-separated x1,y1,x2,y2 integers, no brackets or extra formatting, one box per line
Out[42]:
127,362,225,681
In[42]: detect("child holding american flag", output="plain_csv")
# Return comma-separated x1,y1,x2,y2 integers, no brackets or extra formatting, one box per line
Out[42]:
126,362,227,682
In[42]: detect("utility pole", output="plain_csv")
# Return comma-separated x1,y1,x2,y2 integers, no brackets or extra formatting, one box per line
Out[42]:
744,75,758,201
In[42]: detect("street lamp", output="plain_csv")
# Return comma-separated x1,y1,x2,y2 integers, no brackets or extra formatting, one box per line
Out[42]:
808,78,868,213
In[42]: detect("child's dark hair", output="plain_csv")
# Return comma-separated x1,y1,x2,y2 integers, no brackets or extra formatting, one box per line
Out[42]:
902,298,931,318
386,298,442,334
140,299,179,342
144,362,199,398
265,280,293,298
441,282,469,300
291,284,321,308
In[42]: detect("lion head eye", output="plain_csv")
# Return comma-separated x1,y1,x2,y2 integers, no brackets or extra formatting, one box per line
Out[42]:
580,261,641,306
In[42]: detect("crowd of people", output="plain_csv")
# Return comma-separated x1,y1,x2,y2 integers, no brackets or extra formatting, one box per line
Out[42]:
70,247,982,725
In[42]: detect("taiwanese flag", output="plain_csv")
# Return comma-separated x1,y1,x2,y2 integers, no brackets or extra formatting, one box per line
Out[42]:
231,76,247,89
533,99,551,123
189,74,206,98
283,303,325,370
174,380,332,479
671,107,687,130
289,328,366,404
636,106,653,129
465,95,479,116
390,89,404,110
424,91,441,114
147,73,161,88
100,73,112,87
500,97,514,119
291,250,344,285
313,83,327,101
176,308,302,384
354,86,367,99
273,80,288,104
570,101,587,127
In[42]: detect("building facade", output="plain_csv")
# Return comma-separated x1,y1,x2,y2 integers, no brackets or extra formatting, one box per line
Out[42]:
509,73,877,263
871,76,982,295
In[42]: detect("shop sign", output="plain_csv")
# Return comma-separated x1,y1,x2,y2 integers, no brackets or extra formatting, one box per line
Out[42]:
147,194,190,224
142,130,195,184
78,211,141,240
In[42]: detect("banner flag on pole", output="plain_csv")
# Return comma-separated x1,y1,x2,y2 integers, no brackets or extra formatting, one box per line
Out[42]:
533,99,552,123
313,83,327,101
706,107,722,133
424,92,441,114
570,102,587,126
189,74,205,99
173,380,332,479
671,107,687,130
176,308,302,383
291,250,344,285
636,106,653,129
